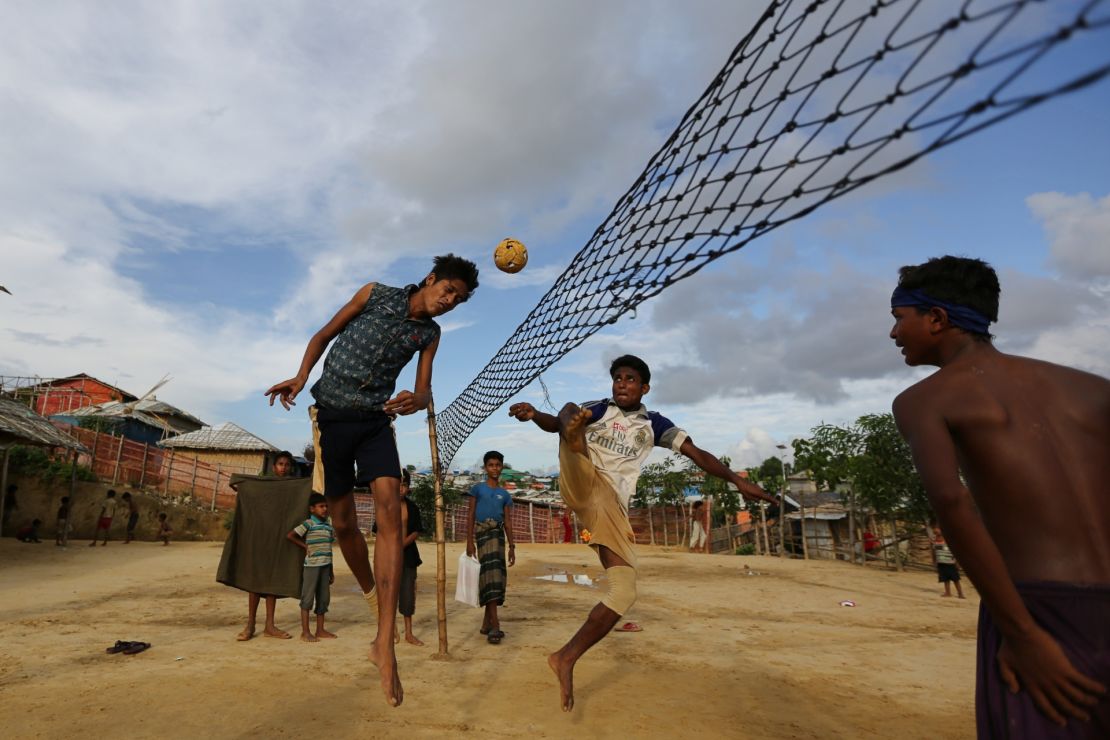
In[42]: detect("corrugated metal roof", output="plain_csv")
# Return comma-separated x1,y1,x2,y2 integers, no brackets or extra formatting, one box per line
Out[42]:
0,397,86,451
159,421,278,452
62,398,206,434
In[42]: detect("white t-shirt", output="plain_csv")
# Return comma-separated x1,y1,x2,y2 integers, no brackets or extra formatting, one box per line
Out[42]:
579,399,688,509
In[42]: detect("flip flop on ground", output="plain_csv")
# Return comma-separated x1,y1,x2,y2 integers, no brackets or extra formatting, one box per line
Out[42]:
615,622,643,632
123,642,151,655
487,630,504,644
106,641,135,654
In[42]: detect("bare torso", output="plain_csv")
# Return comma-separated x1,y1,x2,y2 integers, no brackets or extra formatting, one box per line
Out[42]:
911,352,1110,584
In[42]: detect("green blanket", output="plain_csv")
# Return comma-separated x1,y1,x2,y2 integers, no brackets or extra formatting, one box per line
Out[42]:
216,475,313,598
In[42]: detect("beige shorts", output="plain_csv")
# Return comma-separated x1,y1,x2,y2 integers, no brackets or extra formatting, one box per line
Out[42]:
558,441,637,569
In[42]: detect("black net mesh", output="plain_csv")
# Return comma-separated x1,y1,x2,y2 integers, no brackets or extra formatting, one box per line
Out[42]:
435,0,1109,468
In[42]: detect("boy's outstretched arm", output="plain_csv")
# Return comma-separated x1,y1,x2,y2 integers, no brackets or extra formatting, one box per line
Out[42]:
265,283,376,410
679,438,778,505
893,393,1106,727
384,336,439,416
508,402,559,433
286,530,308,552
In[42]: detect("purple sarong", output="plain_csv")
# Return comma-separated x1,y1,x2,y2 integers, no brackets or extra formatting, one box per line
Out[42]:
976,581,1110,739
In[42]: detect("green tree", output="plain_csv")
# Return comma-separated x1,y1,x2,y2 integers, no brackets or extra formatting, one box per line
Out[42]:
409,475,464,538
696,455,739,525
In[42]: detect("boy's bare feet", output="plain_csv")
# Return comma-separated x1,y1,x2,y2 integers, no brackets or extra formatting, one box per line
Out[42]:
316,628,337,639
301,632,318,642
560,406,592,456
236,625,255,641
547,651,574,711
263,627,292,639
405,633,424,646
368,638,404,707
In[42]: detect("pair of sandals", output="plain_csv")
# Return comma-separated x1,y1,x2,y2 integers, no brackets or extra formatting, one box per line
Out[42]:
479,626,505,644
106,640,151,655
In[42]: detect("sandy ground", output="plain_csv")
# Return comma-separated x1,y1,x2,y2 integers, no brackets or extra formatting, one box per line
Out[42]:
0,539,980,739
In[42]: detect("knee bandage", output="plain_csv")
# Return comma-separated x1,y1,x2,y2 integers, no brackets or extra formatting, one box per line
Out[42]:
363,587,379,616
600,565,637,616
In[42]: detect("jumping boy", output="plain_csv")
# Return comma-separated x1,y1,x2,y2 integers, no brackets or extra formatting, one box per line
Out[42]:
265,253,479,707
466,451,515,645
287,493,337,642
89,489,117,547
509,354,776,711
889,255,1109,735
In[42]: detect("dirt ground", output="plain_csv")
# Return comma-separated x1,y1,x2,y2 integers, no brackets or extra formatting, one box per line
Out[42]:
0,539,980,739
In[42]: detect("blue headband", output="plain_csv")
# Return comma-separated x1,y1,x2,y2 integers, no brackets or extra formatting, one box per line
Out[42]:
890,287,992,335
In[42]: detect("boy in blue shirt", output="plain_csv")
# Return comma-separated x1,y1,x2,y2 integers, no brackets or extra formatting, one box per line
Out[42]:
510,354,775,711
287,493,337,643
266,254,479,706
466,451,515,644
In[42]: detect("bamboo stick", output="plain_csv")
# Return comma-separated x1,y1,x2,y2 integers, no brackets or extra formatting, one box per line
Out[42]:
425,398,449,656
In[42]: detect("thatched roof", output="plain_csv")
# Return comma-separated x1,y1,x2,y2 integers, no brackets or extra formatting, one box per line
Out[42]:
0,397,86,451
159,421,278,452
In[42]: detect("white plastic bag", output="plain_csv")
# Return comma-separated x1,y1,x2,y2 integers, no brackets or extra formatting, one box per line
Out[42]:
454,553,480,608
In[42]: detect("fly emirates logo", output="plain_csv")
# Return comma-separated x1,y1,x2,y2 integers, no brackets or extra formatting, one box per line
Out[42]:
587,419,643,459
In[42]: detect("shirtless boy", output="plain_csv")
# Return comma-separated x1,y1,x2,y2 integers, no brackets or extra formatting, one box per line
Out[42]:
889,255,1109,736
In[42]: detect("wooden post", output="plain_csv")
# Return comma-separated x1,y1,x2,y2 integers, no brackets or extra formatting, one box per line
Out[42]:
800,494,809,560
778,491,786,558
891,516,903,572
65,448,77,546
425,399,449,656
648,505,655,545
112,434,124,485
212,464,222,512
760,503,770,555
661,505,668,547
0,447,9,538
165,449,174,496
190,455,199,498
847,491,857,564
139,443,149,487
528,502,535,544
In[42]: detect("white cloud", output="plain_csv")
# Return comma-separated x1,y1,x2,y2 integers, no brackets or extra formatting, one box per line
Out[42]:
1027,192,1110,280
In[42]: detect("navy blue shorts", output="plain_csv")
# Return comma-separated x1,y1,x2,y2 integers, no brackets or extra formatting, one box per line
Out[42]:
314,407,401,497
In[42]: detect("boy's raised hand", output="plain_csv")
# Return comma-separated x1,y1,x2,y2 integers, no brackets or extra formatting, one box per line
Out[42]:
508,402,536,421
265,377,305,410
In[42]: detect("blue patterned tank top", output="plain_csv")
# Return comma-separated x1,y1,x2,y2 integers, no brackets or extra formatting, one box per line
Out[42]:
310,283,440,412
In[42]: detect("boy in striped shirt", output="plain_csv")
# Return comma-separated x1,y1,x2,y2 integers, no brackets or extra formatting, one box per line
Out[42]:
287,494,337,642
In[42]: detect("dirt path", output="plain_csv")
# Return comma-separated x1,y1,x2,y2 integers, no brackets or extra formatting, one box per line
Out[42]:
0,540,979,738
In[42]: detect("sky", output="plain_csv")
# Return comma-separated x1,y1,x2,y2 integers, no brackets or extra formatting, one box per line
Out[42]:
2,0,1108,476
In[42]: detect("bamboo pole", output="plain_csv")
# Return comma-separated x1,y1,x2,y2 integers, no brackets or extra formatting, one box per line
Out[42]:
648,505,655,545
139,443,149,487
661,505,668,547
425,398,449,656
800,494,809,560
164,449,174,496
65,449,77,546
528,502,535,544
212,464,222,512
112,434,124,485
190,455,199,498
0,447,9,538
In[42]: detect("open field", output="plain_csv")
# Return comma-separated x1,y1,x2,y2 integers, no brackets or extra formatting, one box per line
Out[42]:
0,540,979,739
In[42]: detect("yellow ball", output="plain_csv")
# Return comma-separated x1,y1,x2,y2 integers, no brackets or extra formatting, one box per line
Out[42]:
494,237,528,274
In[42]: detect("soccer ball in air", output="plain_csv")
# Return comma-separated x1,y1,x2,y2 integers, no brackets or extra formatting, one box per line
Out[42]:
494,238,528,274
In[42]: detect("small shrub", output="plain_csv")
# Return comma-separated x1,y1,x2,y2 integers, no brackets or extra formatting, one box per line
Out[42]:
9,445,97,484
735,543,756,556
